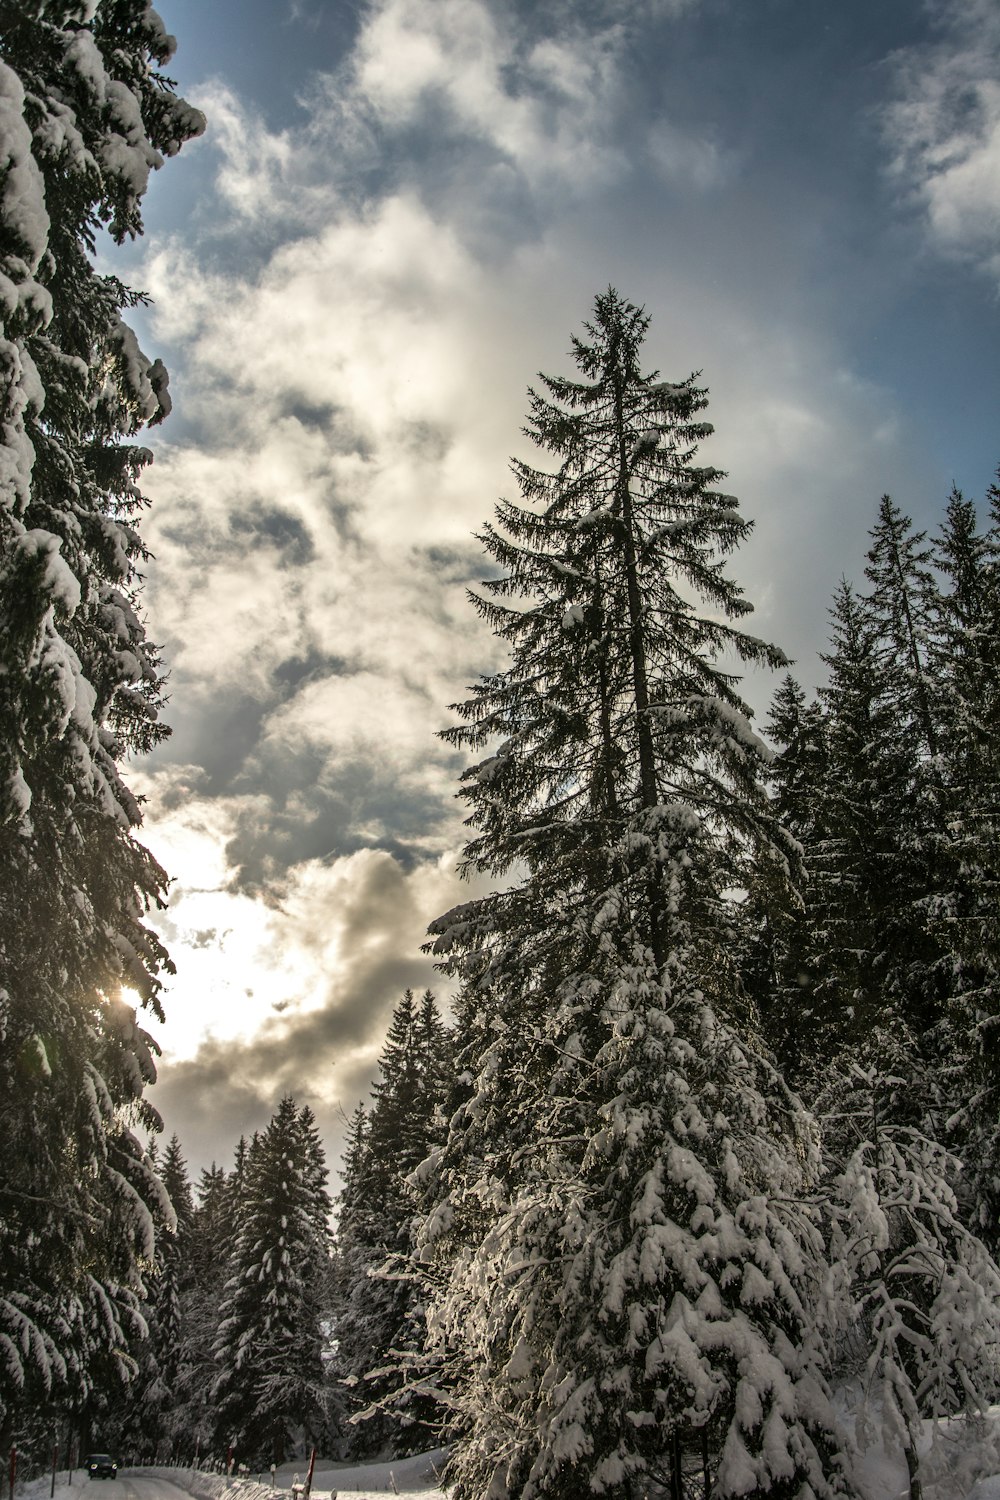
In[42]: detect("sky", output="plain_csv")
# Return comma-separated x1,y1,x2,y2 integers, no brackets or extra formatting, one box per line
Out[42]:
109,0,1000,1185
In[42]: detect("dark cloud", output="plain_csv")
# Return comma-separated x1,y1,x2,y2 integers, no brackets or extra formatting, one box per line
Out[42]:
149,846,451,1177
221,784,456,894
135,0,1000,1179
228,503,316,566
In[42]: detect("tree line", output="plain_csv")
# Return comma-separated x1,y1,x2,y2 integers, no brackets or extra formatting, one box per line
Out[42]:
386,292,1000,1500
3,3,1000,1497
25,997,455,1472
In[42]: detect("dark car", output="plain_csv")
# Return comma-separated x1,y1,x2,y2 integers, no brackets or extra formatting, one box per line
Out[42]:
85,1456,118,1481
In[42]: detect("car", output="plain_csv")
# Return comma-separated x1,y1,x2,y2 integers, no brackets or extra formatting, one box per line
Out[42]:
85,1455,118,1481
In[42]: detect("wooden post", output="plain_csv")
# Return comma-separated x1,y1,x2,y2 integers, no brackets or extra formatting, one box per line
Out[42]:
9,1445,16,1500
304,1448,316,1499
671,1430,683,1500
50,1442,57,1498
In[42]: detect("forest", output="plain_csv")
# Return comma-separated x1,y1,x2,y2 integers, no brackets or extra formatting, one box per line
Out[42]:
2,5,1000,1500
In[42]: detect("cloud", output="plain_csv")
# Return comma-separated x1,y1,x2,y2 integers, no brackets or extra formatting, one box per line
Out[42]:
140,797,479,1174
138,0,945,890
130,0,960,1177
352,0,631,191
884,0,1000,286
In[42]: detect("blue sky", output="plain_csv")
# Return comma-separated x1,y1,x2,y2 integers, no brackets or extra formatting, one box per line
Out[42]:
121,0,1000,1176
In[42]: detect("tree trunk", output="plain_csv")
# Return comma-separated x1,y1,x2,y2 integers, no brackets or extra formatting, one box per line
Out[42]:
612,361,665,972
903,1430,923,1500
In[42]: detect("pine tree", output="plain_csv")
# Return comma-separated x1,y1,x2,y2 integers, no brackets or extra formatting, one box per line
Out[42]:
742,673,828,1079
929,479,1000,1243
416,291,849,1500
776,569,938,1097
819,1051,1000,1500
862,498,951,1040
334,991,453,1457
0,0,202,1451
135,1135,194,1458
175,1162,231,1455
803,582,908,1066
213,1099,334,1465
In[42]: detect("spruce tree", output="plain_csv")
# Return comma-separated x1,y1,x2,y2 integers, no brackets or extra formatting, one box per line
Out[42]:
929,480,1000,1243
138,1136,194,1457
0,0,202,1451
802,581,915,1070
819,1050,1000,1500
177,1163,231,1454
213,1099,334,1465
743,673,828,1079
862,498,951,1041
334,991,453,1456
417,291,850,1500
774,562,944,1099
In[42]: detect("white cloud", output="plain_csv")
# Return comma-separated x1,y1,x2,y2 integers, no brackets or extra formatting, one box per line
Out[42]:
205,83,298,222
130,0,955,1172
884,0,1000,285
352,0,629,189
136,758,471,1066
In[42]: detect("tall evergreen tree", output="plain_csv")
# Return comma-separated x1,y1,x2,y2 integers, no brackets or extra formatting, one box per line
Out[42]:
800,580,916,1072
416,291,849,1500
334,990,453,1457
0,0,202,1452
174,1162,232,1454
929,480,1000,1243
122,1134,195,1459
862,498,952,1041
213,1099,334,1465
742,673,828,1079
770,554,944,1098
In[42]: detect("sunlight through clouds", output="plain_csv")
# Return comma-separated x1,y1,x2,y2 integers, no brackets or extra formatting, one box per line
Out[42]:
130,0,996,1173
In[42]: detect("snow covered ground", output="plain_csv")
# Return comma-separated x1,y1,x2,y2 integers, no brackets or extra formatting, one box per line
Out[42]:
17,1424,1000,1500
13,1452,447,1500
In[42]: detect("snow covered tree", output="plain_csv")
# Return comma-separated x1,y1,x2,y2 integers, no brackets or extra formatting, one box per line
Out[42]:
819,1054,1000,1500
333,990,453,1457
213,1098,334,1465
0,0,202,1449
155,1135,194,1413
927,479,1000,1244
169,1161,231,1454
770,550,946,1100
787,579,918,1078
741,673,828,1080
115,1134,194,1458
861,498,953,1039
416,291,850,1500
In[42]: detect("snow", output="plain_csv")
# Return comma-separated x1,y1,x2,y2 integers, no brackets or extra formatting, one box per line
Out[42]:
0,62,50,264
129,1453,449,1500
14,1423,1000,1500
64,30,109,101
18,529,81,615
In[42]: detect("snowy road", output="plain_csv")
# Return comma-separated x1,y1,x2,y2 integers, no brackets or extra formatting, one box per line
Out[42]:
125,1461,448,1500
25,1478,196,1500
126,1479,194,1500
